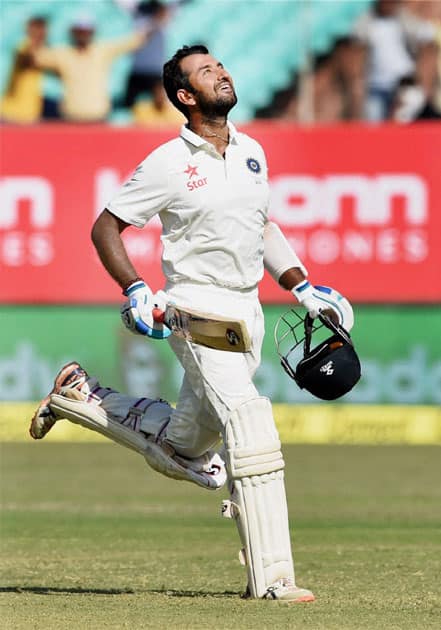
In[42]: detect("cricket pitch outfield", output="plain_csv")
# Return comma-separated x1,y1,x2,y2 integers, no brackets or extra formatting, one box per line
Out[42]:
1,443,440,629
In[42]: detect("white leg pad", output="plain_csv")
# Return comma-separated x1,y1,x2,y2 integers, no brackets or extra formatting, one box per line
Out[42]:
49,394,226,490
222,397,295,598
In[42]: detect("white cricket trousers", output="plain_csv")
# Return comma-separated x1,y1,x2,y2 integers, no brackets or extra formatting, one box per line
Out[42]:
160,282,265,458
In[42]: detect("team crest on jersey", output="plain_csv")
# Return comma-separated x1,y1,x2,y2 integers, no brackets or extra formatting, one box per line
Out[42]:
246,157,261,174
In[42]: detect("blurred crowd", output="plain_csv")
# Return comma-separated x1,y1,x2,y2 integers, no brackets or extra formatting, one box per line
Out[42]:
272,0,441,123
0,0,184,127
1,0,440,126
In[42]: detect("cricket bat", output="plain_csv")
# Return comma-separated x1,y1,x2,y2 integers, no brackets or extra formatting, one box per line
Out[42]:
152,305,251,352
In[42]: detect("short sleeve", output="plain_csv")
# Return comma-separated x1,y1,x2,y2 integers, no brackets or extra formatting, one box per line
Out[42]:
251,139,270,216
407,18,436,45
245,135,268,179
106,149,169,227
259,144,269,180
352,14,371,43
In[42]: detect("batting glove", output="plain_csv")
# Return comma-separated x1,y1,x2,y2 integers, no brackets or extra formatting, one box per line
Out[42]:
292,280,354,331
120,280,171,339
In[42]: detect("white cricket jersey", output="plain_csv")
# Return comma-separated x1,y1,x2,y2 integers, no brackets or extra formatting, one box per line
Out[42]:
107,122,270,290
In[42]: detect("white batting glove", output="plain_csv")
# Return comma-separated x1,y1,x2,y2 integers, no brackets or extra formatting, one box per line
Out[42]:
292,280,354,331
120,280,171,339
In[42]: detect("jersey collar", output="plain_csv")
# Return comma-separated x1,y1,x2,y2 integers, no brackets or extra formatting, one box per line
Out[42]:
180,121,239,149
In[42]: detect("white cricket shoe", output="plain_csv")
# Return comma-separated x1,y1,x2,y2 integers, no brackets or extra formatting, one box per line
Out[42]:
262,578,315,603
29,362,89,439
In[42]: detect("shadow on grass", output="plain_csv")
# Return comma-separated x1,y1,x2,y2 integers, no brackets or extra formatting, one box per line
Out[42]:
0,586,135,595
1,586,241,598
148,588,241,598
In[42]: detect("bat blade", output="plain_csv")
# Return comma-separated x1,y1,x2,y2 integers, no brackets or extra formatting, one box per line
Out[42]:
153,305,251,352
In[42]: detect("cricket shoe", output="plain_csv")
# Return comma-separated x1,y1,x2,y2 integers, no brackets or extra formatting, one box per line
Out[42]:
262,578,315,603
29,362,89,439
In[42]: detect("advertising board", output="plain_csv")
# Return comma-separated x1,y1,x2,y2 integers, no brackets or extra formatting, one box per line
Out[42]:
2,305,439,405
1,124,440,303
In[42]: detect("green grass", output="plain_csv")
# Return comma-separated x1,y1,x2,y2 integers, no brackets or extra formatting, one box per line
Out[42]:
1,444,440,629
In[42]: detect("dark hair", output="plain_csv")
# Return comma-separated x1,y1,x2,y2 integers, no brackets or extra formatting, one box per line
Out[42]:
163,44,209,118
28,15,47,26
137,0,164,17
398,75,418,89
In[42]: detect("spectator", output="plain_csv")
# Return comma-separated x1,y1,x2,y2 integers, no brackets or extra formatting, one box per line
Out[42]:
390,74,441,122
428,3,441,112
116,0,174,108
132,81,185,126
353,0,436,122
406,0,441,112
32,15,156,122
332,37,366,121
0,16,58,124
303,52,344,124
279,42,365,124
400,0,439,101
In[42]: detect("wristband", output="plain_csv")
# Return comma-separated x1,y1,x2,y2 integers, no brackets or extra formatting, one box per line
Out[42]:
122,278,146,297
291,280,313,302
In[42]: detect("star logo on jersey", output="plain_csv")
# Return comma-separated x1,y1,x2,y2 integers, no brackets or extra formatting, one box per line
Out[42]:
184,164,198,179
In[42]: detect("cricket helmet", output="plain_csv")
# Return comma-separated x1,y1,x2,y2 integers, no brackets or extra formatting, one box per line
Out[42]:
275,310,361,401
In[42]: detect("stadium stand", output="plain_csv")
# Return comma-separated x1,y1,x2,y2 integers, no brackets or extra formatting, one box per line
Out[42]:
0,0,374,123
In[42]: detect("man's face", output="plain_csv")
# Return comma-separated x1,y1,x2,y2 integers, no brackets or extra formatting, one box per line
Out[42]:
376,0,400,18
27,21,47,45
70,27,94,48
179,53,237,116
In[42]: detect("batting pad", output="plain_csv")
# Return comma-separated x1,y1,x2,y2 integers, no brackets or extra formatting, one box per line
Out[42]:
223,397,295,598
49,394,226,490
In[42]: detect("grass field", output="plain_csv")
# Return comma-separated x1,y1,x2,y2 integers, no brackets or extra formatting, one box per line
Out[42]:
1,443,440,629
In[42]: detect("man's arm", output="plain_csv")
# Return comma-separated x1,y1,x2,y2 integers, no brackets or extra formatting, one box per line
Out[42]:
91,209,170,338
263,221,344,324
32,46,61,72
263,221,310,296
91,209,139,292
278,267,307,291
103,21,158,60
263,221,307,286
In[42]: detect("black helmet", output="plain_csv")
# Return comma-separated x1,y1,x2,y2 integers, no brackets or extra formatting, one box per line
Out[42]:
275,310,361,401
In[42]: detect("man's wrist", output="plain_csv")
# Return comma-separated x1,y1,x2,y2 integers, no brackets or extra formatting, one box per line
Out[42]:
291,280,314,303
278,267,307,291
122,277,146,296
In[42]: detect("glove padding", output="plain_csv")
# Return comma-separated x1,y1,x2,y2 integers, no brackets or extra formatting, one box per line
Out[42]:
121,281,171,339
292,281,354,332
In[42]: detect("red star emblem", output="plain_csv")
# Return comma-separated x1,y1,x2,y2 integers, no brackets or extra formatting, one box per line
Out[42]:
184,164,198,179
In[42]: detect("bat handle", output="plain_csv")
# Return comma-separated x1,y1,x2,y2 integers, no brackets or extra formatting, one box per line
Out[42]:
152,307,165,323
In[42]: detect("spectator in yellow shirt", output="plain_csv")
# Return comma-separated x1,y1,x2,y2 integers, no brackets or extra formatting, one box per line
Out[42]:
0,16,56,124
33,16,156,122
133,81,185,126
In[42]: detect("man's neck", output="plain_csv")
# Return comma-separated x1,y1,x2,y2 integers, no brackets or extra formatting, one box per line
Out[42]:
188,113,230,155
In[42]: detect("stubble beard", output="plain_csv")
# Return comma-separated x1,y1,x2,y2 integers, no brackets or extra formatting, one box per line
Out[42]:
194,88,238,118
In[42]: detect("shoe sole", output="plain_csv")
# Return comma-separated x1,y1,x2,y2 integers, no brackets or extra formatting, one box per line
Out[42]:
275,593,315,604
29,361,83,439
291,593,315,603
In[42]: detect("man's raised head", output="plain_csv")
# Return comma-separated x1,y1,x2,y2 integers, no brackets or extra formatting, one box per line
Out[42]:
163,45,210,118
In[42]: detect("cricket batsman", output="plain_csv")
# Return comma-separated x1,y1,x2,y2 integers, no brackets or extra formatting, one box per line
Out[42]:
30,45,352,602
